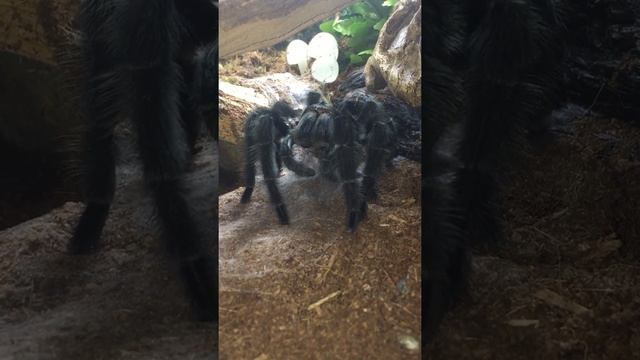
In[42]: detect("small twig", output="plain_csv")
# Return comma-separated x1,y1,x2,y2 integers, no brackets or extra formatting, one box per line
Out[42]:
220,288,277,297
531,226,560,244
308,290,341,311
582,82,606,117
505,305,528,317
388,214,407,224
219,307,238,312
573,288,616,293
389,301,419,318
317,249,338,284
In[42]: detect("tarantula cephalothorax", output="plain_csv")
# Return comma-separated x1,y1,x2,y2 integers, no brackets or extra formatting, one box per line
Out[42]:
67,0,218,321
241,89,398,231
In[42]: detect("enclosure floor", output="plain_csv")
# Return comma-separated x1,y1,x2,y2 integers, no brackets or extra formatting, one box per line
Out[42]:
427,109,640,359
0,140,217,359
218,159,422,359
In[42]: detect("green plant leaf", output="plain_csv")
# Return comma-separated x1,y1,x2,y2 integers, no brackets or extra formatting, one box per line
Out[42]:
333,17,377,37
312,0,393,74
373,19,385,30
349,53,365,65
319,20,337,34
350,1,380,19
347,32,379,52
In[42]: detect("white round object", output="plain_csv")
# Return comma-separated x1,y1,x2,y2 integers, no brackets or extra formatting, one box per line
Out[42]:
308,32,339,60
286,39,310,74
311,57,339,83
286,39,309,64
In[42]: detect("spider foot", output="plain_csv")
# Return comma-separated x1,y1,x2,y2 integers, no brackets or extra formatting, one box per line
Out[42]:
363,188,378,202
68,204,109,255
240,187,254,203
275,203,289,225
359,201,368,220
180,255,217,322
347,207,366,233
68,233,100,255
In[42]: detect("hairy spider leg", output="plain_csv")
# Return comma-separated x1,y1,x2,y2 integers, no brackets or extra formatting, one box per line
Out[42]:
460,0,562,247
361,109,396,201
178,57,202,155
315,113,338,182
260,115,290,224
67,45,120,254
123,0,218,320
192,43,217,139
240,110,276,204
279,135,316,177
240,113,258,204
129,60,216,321
423,0,470,342
270,100,298,175
423,0,564,344
241,110,291,225
68,0,218,323
331,112,365,232
423,124,469,345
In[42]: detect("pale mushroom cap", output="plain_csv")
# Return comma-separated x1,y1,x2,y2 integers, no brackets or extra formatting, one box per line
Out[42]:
311,56,339,83
286,39,309,64
308,32,339,60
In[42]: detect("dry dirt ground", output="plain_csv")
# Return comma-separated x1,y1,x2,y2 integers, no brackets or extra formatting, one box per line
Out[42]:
427,107,640,359
0,133,217,360
218,158,422,359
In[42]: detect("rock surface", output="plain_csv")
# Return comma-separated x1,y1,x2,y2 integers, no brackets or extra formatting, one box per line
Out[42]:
365,0,421,107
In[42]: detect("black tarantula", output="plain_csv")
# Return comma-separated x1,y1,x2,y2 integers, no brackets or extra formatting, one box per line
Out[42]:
424,0,566,344
67,0,218,321
241,88,399,232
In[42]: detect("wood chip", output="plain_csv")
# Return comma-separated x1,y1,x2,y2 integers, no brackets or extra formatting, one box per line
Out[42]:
398,334,420,352
388,214,406,223
317,249,338,284
581,234,622,262
534,289,591,315
506,319,540,327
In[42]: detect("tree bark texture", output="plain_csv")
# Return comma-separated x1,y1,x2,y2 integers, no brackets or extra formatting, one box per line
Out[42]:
219,0,355,59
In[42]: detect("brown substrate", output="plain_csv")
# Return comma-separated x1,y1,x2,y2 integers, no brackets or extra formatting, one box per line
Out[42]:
427,110,640,359
218,159,422,359
219,49,287,82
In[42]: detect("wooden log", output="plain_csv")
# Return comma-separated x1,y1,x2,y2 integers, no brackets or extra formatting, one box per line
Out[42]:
219,0,355,59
